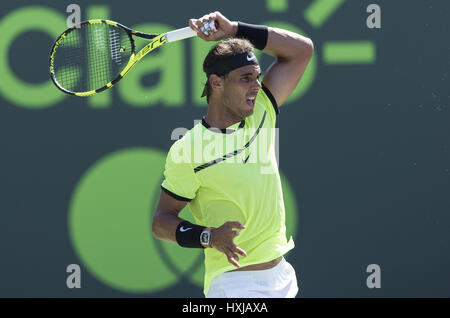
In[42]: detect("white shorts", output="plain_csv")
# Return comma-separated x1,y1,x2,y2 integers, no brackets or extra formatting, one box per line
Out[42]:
206,257,299,298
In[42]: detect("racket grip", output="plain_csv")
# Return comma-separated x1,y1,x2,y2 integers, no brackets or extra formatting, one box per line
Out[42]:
165,22,216,42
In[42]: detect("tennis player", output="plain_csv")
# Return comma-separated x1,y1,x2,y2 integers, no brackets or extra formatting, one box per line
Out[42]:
152,11,314,298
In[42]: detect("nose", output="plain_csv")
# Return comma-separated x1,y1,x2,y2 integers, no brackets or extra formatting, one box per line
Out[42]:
253,78,262,90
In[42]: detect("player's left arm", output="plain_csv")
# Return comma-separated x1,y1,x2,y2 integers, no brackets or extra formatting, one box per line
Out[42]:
261,27,314,108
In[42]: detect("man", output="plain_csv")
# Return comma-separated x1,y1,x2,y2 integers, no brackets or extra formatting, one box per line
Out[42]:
152,11,314,298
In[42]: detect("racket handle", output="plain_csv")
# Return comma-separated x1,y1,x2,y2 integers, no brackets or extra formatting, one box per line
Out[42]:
165,22,216,42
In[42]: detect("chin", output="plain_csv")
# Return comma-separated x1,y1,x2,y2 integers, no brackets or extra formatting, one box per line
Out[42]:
242,108,254,118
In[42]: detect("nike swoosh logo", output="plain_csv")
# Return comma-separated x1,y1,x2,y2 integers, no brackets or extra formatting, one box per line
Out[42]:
247,54,256,61
180,226,192,232
194,111,266,173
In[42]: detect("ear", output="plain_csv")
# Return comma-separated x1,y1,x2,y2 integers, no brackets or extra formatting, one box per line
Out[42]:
209,74,224,92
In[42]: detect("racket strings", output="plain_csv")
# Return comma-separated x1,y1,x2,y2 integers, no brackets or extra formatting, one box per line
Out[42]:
87,24,112,91
52,23,133,93
109,29,124,66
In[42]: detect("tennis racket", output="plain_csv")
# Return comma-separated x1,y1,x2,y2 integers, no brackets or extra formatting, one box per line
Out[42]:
49,19,213,96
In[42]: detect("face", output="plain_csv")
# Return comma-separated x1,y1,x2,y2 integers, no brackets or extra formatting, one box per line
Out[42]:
219,64,262,119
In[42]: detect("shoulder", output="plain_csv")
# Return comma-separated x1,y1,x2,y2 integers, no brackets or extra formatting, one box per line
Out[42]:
255,84,279,127
260,83,279,116
166,122,202,163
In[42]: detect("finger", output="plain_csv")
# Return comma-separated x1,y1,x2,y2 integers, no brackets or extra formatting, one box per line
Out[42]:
198,16,211,29
206,13,218,32
226,249,241,268
212,11,225,28
204,13,214,25
201,13,212,22
229,243,247,258
214,11,224,21
191,19,208,40
234,246,247,258
188,19,195,30
226,221,246,230
189,19,201,34
232,230,239,237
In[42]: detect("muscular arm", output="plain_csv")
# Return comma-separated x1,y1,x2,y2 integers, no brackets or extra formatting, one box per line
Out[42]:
261,27,314,108
152,190,187,244
152,189,247,267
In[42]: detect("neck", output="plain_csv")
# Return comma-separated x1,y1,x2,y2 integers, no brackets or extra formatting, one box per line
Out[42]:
204,99,243,129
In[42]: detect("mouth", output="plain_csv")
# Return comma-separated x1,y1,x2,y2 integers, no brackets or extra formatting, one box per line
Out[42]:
246,96,256,107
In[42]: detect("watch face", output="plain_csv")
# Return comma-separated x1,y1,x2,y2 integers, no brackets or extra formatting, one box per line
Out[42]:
201,231,210,245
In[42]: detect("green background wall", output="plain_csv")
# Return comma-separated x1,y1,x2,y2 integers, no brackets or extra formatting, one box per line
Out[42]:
0,0,449,297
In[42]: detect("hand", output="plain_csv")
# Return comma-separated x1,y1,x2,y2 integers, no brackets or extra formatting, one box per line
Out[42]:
189,11,238,42
210,221,247,268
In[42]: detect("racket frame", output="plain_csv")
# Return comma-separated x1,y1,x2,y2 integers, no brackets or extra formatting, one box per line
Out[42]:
49,19,170,96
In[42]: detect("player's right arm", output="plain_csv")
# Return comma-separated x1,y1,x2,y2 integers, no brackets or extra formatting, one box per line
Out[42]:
152,190,187,244
152,191,247,267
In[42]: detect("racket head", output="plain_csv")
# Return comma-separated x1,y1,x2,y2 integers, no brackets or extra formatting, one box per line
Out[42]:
49,20,135,96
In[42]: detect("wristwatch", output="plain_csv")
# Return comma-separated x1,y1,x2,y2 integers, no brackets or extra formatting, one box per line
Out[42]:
200,227,213,248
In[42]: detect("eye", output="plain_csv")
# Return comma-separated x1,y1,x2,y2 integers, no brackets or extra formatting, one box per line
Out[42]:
241,77,250,82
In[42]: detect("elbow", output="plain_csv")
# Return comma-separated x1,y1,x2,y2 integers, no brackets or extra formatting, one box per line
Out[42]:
301,37,314,58
151,212,161,240
290,34,313,59
307,38,314,55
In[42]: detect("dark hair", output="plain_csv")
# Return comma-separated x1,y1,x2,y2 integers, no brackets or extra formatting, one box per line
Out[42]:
202,38,255,103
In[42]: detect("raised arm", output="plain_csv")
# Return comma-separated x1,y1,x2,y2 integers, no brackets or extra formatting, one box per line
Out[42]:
189,11,314,108
261,27,314,108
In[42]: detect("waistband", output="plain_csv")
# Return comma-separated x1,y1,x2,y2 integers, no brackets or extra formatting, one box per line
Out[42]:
211,257,287,286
